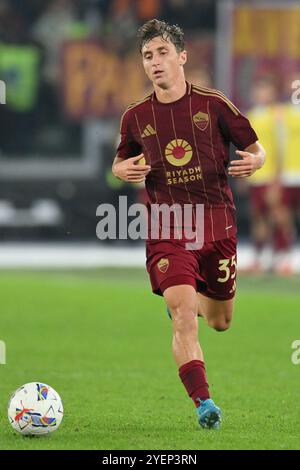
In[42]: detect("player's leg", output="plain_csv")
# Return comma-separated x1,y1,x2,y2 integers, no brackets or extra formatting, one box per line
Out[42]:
270,186,295,274
163,284,221,429
164,284,202,366
249,185,273,272
197,294,234,332
194,235,236,331
166,292,233,330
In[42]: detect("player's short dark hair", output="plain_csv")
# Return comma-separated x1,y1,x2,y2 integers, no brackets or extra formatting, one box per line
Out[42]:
137,19,185,54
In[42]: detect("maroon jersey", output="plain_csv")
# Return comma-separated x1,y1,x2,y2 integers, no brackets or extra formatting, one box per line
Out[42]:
116,83,258,242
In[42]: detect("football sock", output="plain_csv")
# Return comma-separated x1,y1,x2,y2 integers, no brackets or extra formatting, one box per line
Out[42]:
179,359,210,407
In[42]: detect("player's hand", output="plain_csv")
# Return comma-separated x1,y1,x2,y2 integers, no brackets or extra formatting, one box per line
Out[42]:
228,150,263,178
112,154,151,183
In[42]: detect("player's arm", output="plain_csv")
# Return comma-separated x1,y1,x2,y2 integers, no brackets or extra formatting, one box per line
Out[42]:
113,107,151,183
112,153,151,183
228,141,266,178
215,94,266,178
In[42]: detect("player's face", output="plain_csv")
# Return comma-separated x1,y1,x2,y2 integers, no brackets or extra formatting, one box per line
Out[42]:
141,36,186,89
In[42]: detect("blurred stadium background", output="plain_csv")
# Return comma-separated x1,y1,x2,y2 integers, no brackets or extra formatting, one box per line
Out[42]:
0,0,299,271
1,0,300,451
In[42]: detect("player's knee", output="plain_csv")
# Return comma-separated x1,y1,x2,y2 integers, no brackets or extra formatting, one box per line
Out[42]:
169,302,197,334
214,323,230,332
172,306,196,326
168,297,196,318
210,317,231,332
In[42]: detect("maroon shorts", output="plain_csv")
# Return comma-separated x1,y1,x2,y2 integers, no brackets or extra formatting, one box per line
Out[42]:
146,235,237,301
282,186,300,208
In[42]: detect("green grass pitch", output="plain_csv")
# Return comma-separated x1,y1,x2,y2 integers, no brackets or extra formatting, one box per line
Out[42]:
0,269,300,450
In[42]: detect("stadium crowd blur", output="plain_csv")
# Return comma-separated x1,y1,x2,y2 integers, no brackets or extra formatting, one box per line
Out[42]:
0,0,215,153
0,0,299,273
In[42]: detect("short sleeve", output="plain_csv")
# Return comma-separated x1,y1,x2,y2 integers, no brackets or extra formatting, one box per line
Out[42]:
116,108,142,159
215,96,258,150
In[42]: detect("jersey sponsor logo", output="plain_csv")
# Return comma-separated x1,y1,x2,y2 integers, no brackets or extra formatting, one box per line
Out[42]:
137,156,146,165
157,258,169,273
193,110,209,131
166,166,202,185
165,139,193,166
141,124,156,138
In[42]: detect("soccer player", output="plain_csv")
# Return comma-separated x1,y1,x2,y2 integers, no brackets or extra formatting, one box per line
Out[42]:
112,19,266,429
274,91,300,274
246,77,280,272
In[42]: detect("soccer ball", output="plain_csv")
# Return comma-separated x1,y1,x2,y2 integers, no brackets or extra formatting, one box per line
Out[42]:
7,382,64,435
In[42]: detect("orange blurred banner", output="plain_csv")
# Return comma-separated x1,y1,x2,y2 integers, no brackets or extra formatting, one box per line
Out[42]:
231,5,300,108
61,37,213,120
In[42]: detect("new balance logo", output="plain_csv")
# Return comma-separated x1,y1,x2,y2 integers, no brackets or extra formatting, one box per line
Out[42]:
141,124,156,138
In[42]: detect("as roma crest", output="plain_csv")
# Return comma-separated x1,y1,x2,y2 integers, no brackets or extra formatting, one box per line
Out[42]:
193,111,209,131
157,258,169,273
